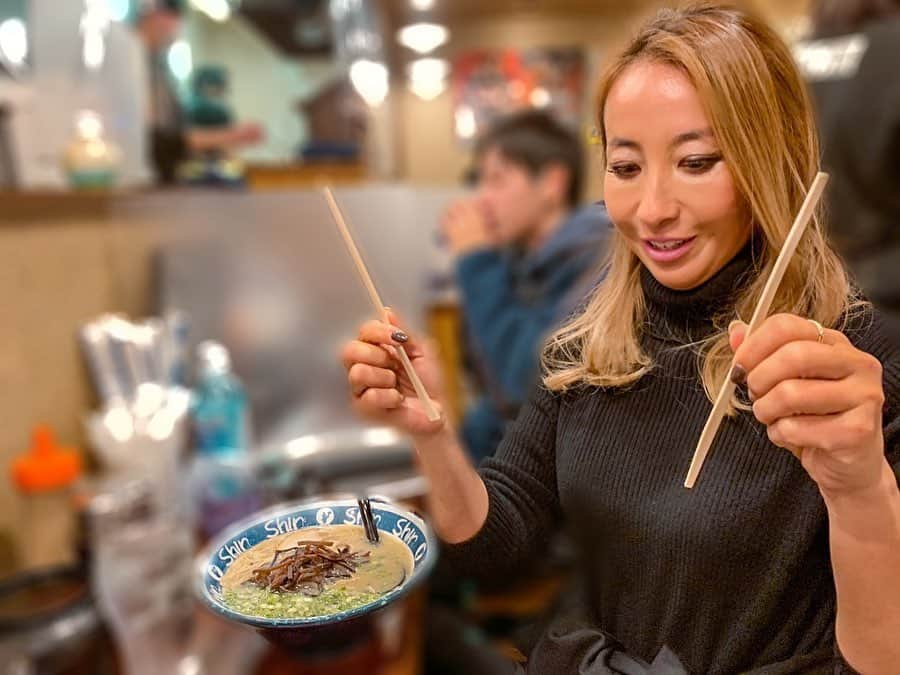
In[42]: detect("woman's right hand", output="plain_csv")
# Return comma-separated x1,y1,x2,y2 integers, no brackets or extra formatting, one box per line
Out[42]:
344,313,489,546
340,312,447,438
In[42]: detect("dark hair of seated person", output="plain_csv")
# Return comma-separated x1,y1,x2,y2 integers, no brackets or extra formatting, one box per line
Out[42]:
472,109,584,208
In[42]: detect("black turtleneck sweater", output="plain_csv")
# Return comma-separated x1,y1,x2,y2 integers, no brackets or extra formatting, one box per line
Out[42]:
447,248,900,674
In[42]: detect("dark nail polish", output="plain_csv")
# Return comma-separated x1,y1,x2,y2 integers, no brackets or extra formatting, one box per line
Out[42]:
391,330,409,344
730,364,747,385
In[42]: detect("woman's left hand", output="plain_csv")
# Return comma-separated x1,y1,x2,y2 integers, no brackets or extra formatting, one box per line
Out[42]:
730,313,887,499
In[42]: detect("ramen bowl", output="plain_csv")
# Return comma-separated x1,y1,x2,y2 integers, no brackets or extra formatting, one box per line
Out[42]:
196,496,438,649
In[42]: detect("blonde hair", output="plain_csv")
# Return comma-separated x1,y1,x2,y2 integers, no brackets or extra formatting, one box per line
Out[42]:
543,2,855,410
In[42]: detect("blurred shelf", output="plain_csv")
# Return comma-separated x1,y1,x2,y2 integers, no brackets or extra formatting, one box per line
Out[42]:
245,162,367,191
0,189,121,223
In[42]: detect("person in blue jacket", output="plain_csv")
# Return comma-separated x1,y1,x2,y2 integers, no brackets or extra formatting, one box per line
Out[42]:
442,110,611,461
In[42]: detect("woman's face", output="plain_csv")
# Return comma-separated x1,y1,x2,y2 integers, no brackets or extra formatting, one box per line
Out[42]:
603,60,750,290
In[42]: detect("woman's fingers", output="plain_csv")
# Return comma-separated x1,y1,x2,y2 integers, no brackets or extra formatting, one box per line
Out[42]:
348,363,397,395
341,339,395,371
752,376,862,425
358,319,411,348
765,407,879,454
728,320,747,352
346,314,439,390
383,310,429,359
733,313,848,374
341,312,447,437
354,387,404,412
728,315,889,497
745,341,856,398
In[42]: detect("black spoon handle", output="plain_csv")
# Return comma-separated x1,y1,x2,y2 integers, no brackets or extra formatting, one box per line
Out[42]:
358,497,380,544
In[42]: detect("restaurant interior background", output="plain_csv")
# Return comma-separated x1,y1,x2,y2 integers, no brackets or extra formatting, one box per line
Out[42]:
0,0,831,673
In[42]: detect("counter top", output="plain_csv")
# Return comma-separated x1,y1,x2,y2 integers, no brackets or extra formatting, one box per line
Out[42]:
0,161,368,221
0,190,123,222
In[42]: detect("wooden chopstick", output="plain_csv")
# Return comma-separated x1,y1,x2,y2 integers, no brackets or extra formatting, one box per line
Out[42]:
684,171,830,489
323,187,442,423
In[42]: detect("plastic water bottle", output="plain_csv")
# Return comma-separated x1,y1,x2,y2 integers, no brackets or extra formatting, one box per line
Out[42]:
191,341,249,456
191,342,259,535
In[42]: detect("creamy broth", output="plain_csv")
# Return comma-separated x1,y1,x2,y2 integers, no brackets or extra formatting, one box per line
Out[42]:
221,525,413,619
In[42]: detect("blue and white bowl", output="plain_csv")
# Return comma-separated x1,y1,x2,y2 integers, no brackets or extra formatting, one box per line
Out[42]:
196,496,438,648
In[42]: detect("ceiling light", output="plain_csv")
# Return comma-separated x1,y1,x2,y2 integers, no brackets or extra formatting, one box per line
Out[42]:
407,57,449,81
83,32,106,69
407,57,449,101
397,22,448,54
455,105,476,139
167,40,193,80
350,58,389,107
410,0,435,10
0,19,27,66
409,78,445,101
190,0,231,22
81,1,111,70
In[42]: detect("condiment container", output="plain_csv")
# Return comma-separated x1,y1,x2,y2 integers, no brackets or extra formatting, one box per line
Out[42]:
11,426,82,570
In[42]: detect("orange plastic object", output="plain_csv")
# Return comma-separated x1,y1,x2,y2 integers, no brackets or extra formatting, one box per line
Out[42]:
11,425,82,493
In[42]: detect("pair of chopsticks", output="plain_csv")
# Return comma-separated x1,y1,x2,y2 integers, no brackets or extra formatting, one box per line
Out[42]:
684,171,829,488
323,188,441,423
323,170,829,485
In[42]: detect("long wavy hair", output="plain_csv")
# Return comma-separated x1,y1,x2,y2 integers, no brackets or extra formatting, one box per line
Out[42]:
543,2,855,412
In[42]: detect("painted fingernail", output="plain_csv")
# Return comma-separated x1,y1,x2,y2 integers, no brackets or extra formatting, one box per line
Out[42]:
728,320,742,334
730,364,747,385
391,330,409,344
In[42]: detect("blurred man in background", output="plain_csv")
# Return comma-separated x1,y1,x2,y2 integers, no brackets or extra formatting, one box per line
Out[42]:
798,0,900,340
442,110,610,462
133,0,186,184
133,0,262,184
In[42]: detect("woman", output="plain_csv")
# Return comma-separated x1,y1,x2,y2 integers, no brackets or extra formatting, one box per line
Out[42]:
341,4,900,673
